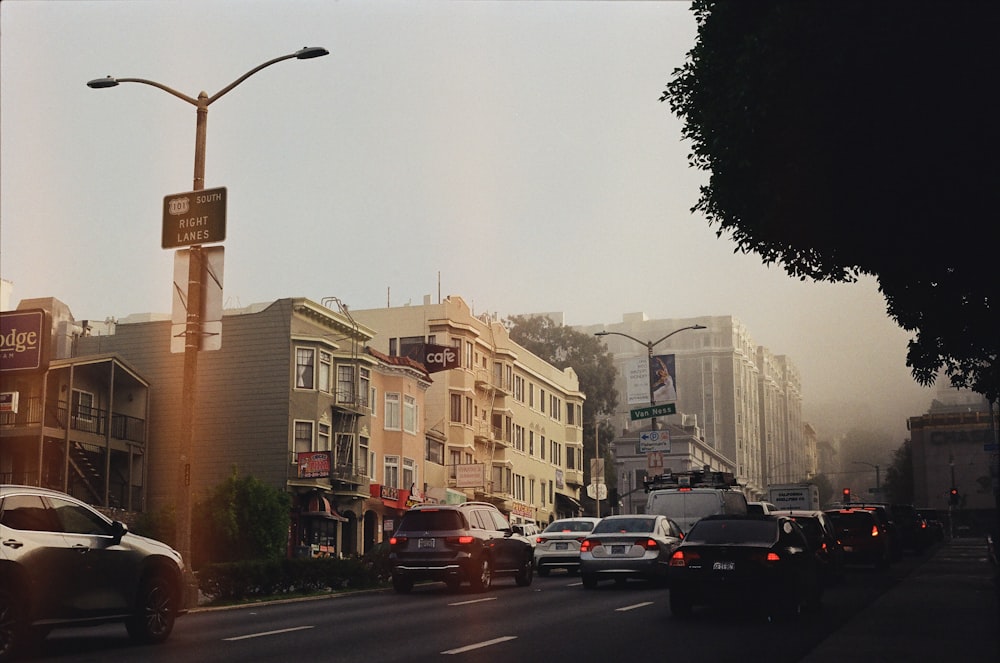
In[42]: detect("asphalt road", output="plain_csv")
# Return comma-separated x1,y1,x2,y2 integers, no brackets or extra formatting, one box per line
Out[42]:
25,550,934,663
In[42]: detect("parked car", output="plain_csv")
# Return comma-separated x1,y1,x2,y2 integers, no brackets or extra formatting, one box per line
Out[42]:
579,514,684,588
533,517,601,576
825,508,892,571
0,485,187,661
781,509,846,585
388,502,534,593
667,514,822,619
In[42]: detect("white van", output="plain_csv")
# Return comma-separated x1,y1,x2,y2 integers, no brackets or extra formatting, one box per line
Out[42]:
643,470,747,533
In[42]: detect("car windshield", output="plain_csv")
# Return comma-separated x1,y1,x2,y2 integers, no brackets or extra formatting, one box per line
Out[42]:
592,518,655,534
685,519,777,544
544,520,595,533
398,509,465,531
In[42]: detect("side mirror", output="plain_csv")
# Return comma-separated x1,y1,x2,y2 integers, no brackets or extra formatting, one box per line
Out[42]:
111,520,128,544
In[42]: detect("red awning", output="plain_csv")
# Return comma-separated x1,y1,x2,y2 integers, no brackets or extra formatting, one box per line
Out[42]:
303,495,348,522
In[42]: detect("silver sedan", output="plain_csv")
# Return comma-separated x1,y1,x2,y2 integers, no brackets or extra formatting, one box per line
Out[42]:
579,514,684,588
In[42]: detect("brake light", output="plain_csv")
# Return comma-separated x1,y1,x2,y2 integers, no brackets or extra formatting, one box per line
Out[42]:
871,525,880,537
390,536,406,545
580,539,597,553
670,549,699,566
449,535,475,545
640,538,658,550
678,487,692,492
536,536,545,544
766,552,781,562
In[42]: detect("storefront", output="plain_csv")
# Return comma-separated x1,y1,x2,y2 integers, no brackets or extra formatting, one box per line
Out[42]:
294,492,348,558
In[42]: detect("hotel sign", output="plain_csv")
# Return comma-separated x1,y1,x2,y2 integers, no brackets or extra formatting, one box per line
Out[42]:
1,309,49,373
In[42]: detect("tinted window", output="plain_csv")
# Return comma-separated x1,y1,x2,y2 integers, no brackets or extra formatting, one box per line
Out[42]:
399,509,465,531
827,511,876,533
686,519,778,544
544,520,595,533
593,517,656,534
50,497,112,535
0,494,59,532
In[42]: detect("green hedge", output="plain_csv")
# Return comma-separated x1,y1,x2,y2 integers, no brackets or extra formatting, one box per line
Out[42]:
198,555,387,603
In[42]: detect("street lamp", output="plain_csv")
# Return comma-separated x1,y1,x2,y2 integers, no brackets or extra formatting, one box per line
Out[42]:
87,47,328,585
594,325,706,433
854,461,881,497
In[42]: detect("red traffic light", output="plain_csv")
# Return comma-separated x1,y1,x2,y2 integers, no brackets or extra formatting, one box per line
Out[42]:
842,488,851,502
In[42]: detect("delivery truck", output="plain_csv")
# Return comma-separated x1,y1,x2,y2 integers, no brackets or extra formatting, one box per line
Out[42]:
767,483,820,511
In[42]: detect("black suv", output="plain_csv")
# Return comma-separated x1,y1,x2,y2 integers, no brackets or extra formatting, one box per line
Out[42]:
388,502,534,593
0,485,186,661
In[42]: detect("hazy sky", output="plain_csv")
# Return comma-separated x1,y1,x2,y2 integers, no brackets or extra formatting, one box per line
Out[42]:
0,1,935,446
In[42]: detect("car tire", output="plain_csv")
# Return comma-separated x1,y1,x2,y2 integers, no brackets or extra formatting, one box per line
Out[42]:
581,573,598,589
392,574,414,594
515,557,534,587
469,557,492,593
536,565,550,577
125,574,177,644
669,589,693,618
0,588,25,663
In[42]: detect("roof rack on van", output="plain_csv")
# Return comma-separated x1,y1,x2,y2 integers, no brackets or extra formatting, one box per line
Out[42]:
643,469,739,492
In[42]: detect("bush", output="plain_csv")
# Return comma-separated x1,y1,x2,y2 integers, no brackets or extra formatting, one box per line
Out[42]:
197,556,386,603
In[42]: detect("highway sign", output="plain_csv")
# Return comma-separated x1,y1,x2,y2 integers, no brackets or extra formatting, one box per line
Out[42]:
162,187,227,248
630,403,676,420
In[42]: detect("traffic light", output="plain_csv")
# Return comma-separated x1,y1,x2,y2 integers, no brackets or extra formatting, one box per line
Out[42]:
842,487,851,503
949,487,959,506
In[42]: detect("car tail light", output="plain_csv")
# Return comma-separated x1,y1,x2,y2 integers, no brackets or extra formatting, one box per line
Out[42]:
580,539,597,553
870,525,880,538
639,538,658,550
669,550,699,566
444,535,475,545
766,551,781,562
678,487,692,492
536,536,545,544
390,536,407,546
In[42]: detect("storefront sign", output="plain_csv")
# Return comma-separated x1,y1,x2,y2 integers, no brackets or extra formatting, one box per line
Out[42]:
297,451,331,478
401,343,461,373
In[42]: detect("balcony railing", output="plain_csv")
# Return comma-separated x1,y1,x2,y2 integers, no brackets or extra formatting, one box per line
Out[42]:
0,397,145,445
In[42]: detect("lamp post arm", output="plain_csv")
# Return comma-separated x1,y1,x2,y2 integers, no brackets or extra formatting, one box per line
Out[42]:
107,78,200,106
594,330,651,350
207,51,298,105
651,325,707,348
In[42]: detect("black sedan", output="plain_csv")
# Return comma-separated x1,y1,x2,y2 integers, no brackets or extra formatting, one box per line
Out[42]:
667,514,822,619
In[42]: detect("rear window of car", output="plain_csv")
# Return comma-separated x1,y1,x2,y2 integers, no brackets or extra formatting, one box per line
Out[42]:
685,519,777,544
544,520,595,533
398,509,465,532
593,517,656,534
790,517,823,546
827,511,876,531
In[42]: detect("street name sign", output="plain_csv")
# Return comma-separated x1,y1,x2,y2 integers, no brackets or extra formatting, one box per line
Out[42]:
629,403,676,420
162,187,227,248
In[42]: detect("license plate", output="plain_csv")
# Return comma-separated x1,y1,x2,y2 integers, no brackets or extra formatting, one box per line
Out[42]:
843,545,854,553
713,561,735,571
611,545,627,555
418,538,435,549
555,542,568,550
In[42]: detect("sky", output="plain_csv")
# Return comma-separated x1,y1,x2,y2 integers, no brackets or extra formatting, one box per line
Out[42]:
0,1,936,448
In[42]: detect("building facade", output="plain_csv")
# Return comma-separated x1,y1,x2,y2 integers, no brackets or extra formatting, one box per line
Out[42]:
350,296,586,527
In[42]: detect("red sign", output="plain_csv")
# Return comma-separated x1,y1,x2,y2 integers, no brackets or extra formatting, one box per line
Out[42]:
1,309,49,373
297,452,331,478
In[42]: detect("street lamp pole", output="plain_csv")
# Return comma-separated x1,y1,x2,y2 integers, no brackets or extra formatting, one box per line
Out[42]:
87,47,328,576
595,325,706,433
854,461,881,496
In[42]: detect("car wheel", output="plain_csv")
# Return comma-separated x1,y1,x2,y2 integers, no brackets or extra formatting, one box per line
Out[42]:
469,557,492,592
669,589,693,618
536,565,550,577
0,588,24,663
392,574,414,594
126,574,177,644
581,573,598,589
515,557,534,587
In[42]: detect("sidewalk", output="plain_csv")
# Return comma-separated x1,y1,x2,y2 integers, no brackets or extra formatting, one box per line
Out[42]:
800,537,999,662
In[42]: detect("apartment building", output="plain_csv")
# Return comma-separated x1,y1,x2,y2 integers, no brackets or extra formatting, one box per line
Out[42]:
350,296,586,527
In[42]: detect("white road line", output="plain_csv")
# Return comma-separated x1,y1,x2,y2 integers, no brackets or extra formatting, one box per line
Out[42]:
223,625,315,641
448,597,498,606
442,636,518,654
615,601,654,612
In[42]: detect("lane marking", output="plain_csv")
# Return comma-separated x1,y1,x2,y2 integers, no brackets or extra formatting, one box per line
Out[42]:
448,597,498,606
616,601,654,612
442,636,518,654
224,625,315,641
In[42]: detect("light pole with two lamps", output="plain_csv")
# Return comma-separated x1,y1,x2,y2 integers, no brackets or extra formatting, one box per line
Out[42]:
594,325,706,433
87,47,329,585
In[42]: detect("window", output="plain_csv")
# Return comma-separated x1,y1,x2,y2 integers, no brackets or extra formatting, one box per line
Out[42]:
450,393,462,423
317,423,331,451
513,375,525,402
370,386,377,417
449,450,461,479
540,389,545,413
529,431,535,456
318,351,332,393
402,457,416,491
385,393,401,431
359,368,371,408
71,389,96,425
540,435,546,460
550,395,561,421
513,424,525,452
550,440,561,466
426,437,444,465
337,364,355,404
567,403,577,426
403,394,417,433
295,347,315,389
464,396,473,426
464,340,473,369
384,455,399,488
389,338,397,356
359,436,370,477
294,420,314,453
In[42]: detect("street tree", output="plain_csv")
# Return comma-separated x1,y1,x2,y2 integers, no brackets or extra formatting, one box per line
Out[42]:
662,1,999,402
883,440,915,505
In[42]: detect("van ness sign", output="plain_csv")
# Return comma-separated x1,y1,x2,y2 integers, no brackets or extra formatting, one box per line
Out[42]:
0,309,49,372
